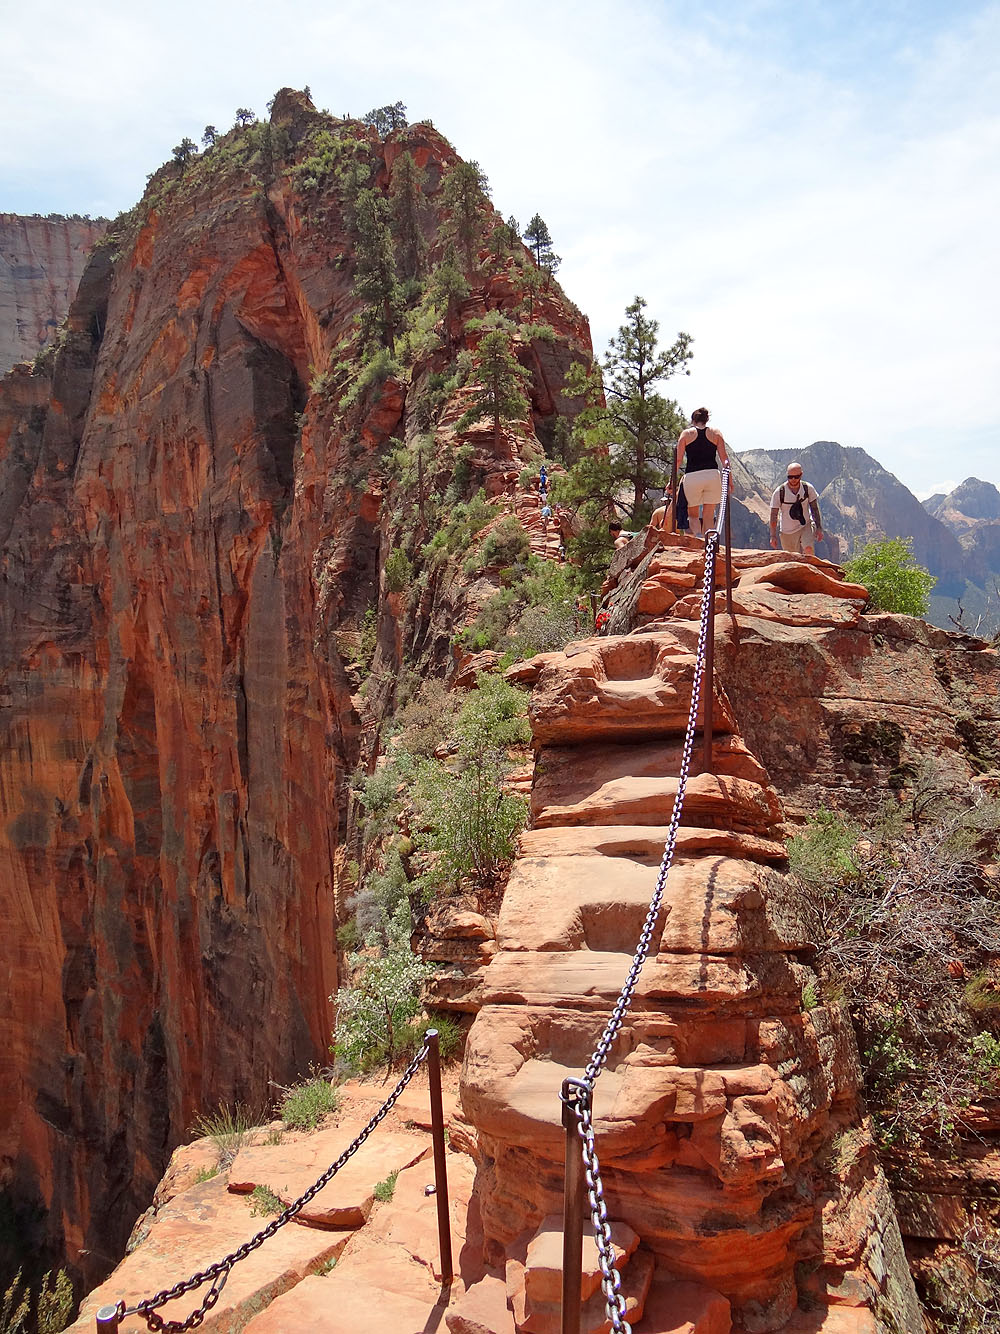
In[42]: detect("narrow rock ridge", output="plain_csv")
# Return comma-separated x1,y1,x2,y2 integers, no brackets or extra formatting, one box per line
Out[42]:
459,545,922,1333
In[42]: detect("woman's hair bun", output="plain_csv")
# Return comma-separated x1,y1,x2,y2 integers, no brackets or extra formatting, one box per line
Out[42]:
691,407,710,424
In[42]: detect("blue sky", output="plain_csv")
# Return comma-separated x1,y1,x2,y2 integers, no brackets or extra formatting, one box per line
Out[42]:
1,0,997,498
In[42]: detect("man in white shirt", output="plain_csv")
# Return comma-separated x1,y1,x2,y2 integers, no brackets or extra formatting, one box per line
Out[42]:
769,463,824,555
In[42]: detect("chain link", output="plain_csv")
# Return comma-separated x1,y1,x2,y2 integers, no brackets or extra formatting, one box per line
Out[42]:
118,1040,431,1333
568,468,731,1330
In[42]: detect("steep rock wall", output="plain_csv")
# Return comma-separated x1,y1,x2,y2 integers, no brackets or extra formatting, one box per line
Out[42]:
0,214,107,372
0,92,593,1285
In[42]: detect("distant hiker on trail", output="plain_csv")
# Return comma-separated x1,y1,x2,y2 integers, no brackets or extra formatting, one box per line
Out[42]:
675,407,728,538
541,501,553,523
539,463,548,489
769,463,824,555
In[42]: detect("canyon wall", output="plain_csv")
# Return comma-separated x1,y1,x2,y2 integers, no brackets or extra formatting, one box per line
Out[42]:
0,91,593,1284
0,214,107,372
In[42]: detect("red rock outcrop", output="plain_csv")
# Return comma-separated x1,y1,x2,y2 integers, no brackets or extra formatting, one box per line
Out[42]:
460,553,925,1332
0,213,107,373
0,91,593,1285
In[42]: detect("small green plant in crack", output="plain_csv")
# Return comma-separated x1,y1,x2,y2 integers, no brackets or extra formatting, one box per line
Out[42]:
190,1102,263,1165
279,1076,340,1131
374,1170,399,1203
249,1184,284,1217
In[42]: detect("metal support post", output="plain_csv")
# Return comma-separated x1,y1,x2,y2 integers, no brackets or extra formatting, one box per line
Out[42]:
95,1306,121,1333
560,1079,587,1334
702,561,716,773
426,1030,454,1286
724,495,734,618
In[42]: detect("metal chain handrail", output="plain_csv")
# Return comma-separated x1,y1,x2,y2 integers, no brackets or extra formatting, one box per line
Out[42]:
115,1039,431,1333
562,466,731,1334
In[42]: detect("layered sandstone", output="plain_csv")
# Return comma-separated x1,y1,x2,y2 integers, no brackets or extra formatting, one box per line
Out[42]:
460,550,923,1332
0,213,106,372
0,90,593,1285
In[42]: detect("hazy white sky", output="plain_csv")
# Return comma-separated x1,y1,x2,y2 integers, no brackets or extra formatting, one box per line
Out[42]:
1,0,997,497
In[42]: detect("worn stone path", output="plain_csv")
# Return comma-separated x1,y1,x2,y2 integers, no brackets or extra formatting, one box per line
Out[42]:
460,545,913,1333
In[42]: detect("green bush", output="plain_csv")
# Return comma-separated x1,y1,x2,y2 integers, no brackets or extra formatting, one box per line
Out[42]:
426,1011,464,1061
0,1268,73,1334
332,907,432,1073
279,1077,341,1130
341,347,403,410
791,785,1000,1151
384,547,413,593
374,1170,399,1202
788,809,860,887
413,675,530,890
191,1102,262,1165
843,536,936,616
249,1184,284,1217
474,518,531,572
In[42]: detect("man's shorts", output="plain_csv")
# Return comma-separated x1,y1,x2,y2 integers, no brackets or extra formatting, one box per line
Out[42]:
682,469,722,506
779,526,815,553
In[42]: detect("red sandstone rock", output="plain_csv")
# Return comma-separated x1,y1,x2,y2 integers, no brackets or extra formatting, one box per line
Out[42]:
635,1279,732,1333
229,1128,429,1227
67,1174,343,1333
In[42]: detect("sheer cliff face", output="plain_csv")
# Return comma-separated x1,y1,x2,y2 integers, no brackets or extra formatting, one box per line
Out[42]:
0,214,107,373
0,92,592,1282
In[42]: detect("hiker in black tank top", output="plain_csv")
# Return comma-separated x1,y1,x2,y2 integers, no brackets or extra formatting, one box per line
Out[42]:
675,408,729,538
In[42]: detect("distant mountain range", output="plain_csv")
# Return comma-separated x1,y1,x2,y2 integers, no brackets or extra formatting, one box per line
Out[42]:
730,441,1000,634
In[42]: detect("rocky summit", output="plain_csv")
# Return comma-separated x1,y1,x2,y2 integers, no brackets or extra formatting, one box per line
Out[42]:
2,89,999,1334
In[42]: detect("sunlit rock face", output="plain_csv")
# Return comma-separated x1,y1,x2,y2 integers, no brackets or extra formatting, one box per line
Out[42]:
0,89,594,1285
460,558,933,1332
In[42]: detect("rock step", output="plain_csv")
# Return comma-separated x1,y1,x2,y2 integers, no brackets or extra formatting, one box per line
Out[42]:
777,1307,877,1333
634,1278,732,1332
509,1241,655,1334
534,737,770,797
242,1154,479,1332
229,1130,430,1229
531,771,783,834
498,855,809,957
519,825,786,864
482,948,800,1013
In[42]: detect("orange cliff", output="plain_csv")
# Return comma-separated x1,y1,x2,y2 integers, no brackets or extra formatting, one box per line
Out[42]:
64,544,1000,1334
0,89,594,1285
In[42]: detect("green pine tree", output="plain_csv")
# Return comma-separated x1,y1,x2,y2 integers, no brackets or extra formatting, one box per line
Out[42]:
352,188,405,353
442,160,490,271
556,297,692,523
389,152,427,280
456,316,531,450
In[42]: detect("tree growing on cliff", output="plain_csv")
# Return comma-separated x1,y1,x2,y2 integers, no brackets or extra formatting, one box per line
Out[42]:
843,536,936,617
456,314,532,451
202,125,218,148
363,101,408,136
555,297,691,524
523,213,561,284
332,905,431,1071
352,188,405,353
413,673,529,890
171,137,198,172
442,160,490,271
389,151,427,280
235,108,256,128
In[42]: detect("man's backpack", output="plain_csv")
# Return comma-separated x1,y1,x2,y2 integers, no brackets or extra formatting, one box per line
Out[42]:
780,482,813,525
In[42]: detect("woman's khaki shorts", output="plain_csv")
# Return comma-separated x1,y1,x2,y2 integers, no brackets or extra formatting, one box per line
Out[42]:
682,469,722,506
